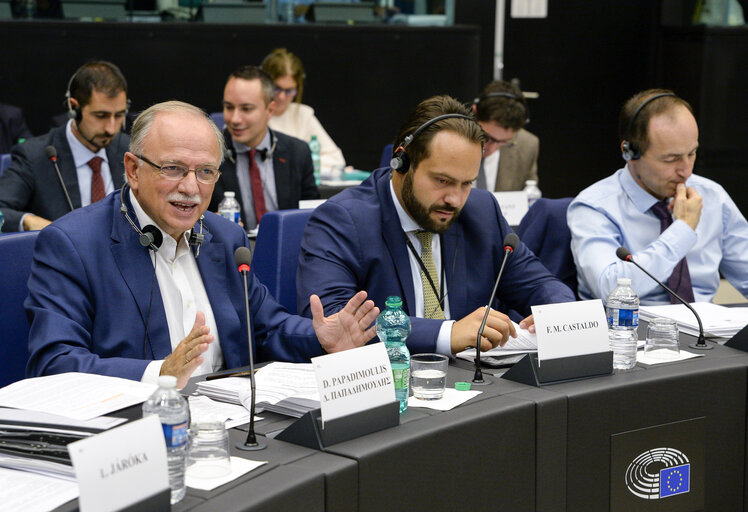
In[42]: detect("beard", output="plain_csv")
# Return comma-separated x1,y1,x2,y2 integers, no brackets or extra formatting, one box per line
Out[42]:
401,170,461,234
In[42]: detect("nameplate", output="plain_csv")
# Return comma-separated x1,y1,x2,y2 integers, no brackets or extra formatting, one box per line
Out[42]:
298,199,326,209
532,299,609,362
68,415,169,512
312,343,395,425
493,191,529,226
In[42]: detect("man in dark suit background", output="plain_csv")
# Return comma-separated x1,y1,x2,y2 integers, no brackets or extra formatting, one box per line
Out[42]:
0,60,129,232
297,95,574,356
472,80,539,192
0,102,33,154
209,65,319,230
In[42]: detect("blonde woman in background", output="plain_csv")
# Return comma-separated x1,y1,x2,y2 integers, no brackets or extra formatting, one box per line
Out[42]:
262,48,346,173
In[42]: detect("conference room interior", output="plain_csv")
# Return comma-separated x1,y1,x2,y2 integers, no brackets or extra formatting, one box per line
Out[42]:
3,0,748,510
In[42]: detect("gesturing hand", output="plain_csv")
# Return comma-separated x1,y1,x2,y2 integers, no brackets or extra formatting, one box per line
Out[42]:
312,291,380,354
161,312,214,388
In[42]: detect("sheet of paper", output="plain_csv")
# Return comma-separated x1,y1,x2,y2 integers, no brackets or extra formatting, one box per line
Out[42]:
637,350,704,366
407,388,482,411
0,373,157,421
0,407,126,431
493,191,529,226
455,321,537,363
0,466,79,512
640,302,748,337
186,456,267,491
188,395,256,429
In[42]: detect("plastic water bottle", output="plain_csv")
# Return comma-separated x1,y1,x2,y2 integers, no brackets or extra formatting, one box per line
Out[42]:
142,375,190,504
217,191,241,224
375,296,411,413
606,278,639,370
309,135,321,185
523,180,542,208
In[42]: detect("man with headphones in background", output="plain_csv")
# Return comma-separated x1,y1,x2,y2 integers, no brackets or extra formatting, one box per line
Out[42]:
26,101,379,388
0,60,129,232
209,65,319,230
473,80,539,192
568,89,748,304
296,95,574,356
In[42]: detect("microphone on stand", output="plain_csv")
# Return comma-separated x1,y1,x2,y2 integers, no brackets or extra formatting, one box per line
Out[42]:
473,233,519,384
46,146,74,212
616,247,711,350
234,246,266,450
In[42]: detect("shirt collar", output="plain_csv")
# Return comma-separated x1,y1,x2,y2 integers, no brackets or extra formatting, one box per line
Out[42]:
129,188,191,260
65,119,108,168
620,164,663,213
389,177,423,233
231,128,272,153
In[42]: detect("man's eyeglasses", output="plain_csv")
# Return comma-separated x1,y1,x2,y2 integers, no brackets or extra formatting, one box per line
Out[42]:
274,86,298,98
136,154,221,185
484,133,516,150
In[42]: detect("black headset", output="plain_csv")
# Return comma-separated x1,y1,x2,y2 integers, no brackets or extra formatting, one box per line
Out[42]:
473,91,530,125
65,65,132,127
622,92,676,162
390,113,477,174
225,128,277,164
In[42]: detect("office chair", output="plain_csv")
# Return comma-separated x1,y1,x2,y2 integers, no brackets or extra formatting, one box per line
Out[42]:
252,209,314,314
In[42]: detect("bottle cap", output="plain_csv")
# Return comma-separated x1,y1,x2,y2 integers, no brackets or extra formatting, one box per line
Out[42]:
224,191,235,198
384,296,403,308
617,278,631,286
455,381,471,391
158,375,177,389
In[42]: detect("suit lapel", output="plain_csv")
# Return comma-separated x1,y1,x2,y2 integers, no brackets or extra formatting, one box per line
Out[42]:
110,191,171,359
53,128,83,209
497,146,520,191
106,134,126,189
377,173,417,315
272,139,293,209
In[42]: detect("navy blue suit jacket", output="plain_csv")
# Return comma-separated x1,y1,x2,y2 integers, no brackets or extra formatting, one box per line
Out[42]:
0,124,128,232
26,190,321,380
297,167,575,354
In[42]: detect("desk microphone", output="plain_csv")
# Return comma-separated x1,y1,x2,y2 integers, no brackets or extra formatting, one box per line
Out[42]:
46,146,74,212
473,233,519,384
234,246,266,451
616,247,711,350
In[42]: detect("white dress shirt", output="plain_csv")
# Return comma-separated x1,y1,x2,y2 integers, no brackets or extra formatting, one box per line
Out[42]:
131,190,224,384
389,180,454,355
482,149,500,192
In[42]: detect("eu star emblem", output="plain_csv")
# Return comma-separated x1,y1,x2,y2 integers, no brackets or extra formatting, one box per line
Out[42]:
659,464,690,498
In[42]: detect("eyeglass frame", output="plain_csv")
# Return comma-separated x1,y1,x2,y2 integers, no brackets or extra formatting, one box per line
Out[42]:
483,132,517,150
274,86,298,98
135,154,222,184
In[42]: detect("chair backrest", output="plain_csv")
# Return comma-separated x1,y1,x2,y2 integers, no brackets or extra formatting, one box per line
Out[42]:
379,143,393,169
0,231,39,387
252,209,314,314
515,197,577,297
209,112,225,130
0,153,11,177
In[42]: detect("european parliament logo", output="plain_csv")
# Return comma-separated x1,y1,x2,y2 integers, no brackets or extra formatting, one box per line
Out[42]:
625,448,691,499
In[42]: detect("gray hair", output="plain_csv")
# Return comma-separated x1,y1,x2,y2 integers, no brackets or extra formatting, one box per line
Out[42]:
129,101,226,164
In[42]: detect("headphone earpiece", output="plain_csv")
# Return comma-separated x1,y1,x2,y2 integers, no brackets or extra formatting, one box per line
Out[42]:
622,140,639,161
390,145,409,174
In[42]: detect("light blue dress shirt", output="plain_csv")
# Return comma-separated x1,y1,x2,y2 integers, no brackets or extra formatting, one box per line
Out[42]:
231,129,278,230
568,165,748,304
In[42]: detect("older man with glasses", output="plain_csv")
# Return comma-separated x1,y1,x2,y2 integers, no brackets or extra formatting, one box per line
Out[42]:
25,100,379,388
471,80,539,192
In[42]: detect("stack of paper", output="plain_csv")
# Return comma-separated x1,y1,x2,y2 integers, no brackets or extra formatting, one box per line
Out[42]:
196,363,320,418
456,321,537,366
640,302,748,338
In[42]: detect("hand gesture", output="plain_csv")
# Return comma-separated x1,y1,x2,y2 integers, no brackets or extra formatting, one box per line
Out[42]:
161,312,214,388
312,291,379,354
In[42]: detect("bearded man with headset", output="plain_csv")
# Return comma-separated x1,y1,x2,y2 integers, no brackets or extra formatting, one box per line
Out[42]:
0,60,129,232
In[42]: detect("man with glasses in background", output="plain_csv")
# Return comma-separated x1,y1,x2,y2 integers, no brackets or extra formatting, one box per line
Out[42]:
209,65,319,230
26,101,379,388
472,80,539,192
